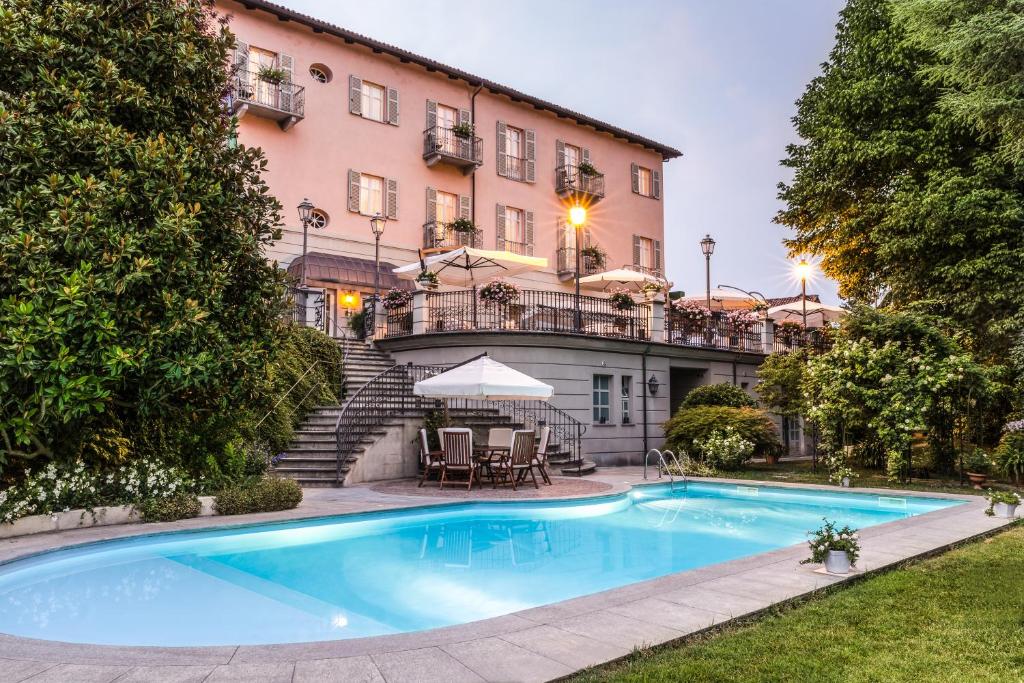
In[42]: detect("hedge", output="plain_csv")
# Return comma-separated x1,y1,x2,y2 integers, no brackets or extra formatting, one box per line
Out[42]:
664,406,782,458
214,476,303,516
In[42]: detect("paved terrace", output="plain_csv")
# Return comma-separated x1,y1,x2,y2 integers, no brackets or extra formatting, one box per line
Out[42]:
0,468,1013,683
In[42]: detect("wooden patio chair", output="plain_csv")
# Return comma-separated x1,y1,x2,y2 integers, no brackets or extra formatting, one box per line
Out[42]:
439,428,478,491
530,425,552,485
494,429,537,490
417,428,444,487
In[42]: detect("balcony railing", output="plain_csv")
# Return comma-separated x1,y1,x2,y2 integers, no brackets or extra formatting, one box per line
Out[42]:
772,328,832,355
424,289,649,341
626,264,664,279
383,300,413,338
556,247,605,277
499,239,532,256
665,310,766,353
506,155,527,182
229,69,305,129
423,220,482,251
556,164,605,202
423,125,483,172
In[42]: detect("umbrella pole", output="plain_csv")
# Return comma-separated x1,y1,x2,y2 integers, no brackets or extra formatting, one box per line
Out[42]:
443,398,451,427
472,284,478,329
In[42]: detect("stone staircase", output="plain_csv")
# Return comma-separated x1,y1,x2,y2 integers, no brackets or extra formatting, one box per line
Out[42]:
273,340,595,487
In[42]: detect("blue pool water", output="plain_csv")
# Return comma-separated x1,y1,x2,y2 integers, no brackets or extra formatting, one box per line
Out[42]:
0,483,959,646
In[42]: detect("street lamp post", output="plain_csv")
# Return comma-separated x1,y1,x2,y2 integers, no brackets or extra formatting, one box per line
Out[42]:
297,198,314,287
370,213,387,306
700,234,716,309
569,205,587,332
795,258,811,328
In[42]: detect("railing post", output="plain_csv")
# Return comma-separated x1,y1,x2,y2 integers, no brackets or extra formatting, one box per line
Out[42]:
367,300,387,343
412,290,428,335
763,318,774,354
650,294,666,343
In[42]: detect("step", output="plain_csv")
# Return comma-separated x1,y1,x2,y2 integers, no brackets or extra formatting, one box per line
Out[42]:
559,460,597,476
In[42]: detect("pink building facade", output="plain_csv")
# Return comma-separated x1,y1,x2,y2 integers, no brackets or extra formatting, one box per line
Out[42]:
218,0,680,333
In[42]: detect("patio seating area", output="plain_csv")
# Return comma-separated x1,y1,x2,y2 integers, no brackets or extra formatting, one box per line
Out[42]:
418,426,553,492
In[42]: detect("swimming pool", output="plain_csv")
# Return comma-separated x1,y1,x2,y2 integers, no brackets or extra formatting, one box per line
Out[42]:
0,482,960,646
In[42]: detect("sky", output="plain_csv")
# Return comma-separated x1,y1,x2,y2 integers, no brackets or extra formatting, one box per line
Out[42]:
277,0,846,303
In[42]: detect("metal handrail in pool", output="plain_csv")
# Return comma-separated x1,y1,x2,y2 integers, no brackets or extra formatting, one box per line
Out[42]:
643,448,686,491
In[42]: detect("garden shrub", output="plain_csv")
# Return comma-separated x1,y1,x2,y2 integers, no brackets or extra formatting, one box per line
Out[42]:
138,493,202,522
663,406,781,459
681,383,756,409
995,426,1024,483
697,428,755,470
214,477,303,516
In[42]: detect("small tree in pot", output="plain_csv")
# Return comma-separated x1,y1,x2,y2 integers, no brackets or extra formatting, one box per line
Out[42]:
801,518,860,574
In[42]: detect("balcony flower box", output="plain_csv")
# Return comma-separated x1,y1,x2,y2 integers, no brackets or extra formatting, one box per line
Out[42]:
447,217,477,234
451,122,475,139
382,288,412,310
479,279,520,305
578,161,600,177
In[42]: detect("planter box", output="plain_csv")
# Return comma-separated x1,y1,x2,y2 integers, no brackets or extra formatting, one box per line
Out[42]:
992,502,1018,519
0,496,217,540
824,549,852,574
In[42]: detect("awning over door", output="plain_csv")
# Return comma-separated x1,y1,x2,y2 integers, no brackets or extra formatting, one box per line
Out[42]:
287,252,411,290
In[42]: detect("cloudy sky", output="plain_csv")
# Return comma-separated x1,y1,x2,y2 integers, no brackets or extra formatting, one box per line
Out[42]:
276,0,846,303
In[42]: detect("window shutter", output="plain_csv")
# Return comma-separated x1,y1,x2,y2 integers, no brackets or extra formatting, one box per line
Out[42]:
525,210,534,255
632,235,641,267
654,239,662,272
457,108,471,158
495,204,506,250
349,75,362,115
426,99,437,130
347,170,361,213
277,53,294,111
557,217,567,250
584,228,593,248
631,163,640,194
524,129,536,182
387,86,399,125
386,178,398,220
555,139,565,167
459,194,471,220
496,121,507,177
652,169,661,199
233,40,249,70
425,186,437,223
582,148,591,165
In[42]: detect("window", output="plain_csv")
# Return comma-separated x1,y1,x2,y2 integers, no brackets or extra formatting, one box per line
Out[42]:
506,126,522,158
638,237,654,270
437,104,457,130
593,375,611,423
637,166,653,196
248,46,278,102
787,416,801,448
308,64,331,83
309,209,329,229
505,207,524,245
361,81,385,122
563,143,580,169
620,377,632,424
436,190,458,225
359,174,384,215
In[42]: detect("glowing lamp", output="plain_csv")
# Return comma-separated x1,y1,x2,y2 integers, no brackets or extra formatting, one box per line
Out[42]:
568,205,587,227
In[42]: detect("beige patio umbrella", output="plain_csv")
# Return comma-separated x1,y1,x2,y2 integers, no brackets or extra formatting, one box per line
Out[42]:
413,356,553,401
766,301,845,326
393,247,547,287
577,268,669,291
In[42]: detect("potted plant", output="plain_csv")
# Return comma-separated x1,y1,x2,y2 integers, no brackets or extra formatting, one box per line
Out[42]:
641,281,663,300
381,288,412,311
609,290,635,312
451,121,475,139
985,490,1020,518
964,447,992,489
415,270,439,291
479,279,520,305
579,245,607,270
257,64,288,85
447,217,476,234
577,160,599,177
801,519,860,575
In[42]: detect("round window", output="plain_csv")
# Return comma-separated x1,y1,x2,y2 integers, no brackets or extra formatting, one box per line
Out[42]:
308,64,332,84
309,209,329,229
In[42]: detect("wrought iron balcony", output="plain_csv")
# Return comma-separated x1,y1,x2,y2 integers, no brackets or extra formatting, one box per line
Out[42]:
423,125,483,174
506,155,527,182
498,239,532,256
556,164,605,203
423,220,482,251
229,68,305,130
556,247,605,278
625,263,664,279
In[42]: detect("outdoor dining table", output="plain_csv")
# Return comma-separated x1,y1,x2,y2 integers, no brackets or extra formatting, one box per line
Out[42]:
473,445,509,485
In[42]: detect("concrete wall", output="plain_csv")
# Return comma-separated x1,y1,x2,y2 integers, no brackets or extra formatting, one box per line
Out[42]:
344,417,422,486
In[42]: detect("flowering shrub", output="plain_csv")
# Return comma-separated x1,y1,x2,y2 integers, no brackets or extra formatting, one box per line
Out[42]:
800,519,860,566
824,450,857,485
479,279,520,305
381,288,412,310
671,299,711,323
609,289,636,311
0,459,194,524
774,320,804,344
726,309,760,331
697,427,755,470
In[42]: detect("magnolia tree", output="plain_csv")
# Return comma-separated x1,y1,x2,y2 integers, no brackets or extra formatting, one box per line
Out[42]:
804,307,993,480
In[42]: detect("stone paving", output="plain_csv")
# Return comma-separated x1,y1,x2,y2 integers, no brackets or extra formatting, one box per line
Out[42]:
0,468,1014,683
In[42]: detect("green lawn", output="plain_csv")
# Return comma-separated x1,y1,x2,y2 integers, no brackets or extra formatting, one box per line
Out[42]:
715,460,1002,497
570,525,1024,683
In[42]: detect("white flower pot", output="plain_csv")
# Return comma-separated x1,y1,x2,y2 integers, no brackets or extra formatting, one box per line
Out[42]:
824,550,851,574
840,477,850,488
993,502,1018,519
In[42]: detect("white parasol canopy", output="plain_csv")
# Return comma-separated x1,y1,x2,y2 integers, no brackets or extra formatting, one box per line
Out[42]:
766,301,845,325
393,247,547,287
577,268,668,291
413,356,554,401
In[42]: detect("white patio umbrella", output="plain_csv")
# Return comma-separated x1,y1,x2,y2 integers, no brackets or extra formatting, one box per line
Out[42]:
577,268,669,291
766,301,845,326
393,247,547,287
414,356,553,401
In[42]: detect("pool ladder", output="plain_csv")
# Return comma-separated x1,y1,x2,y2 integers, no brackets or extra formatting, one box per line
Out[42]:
643,448,687,491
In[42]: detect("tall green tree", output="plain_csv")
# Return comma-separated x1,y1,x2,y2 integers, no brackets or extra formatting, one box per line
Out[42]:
895,0,1024,166
0,1,284,472
776,0,1024,355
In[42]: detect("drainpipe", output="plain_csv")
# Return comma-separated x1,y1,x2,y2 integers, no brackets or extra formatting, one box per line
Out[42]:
641,345,651,454
469,83,483,224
